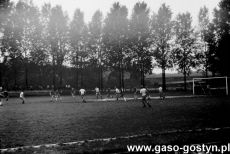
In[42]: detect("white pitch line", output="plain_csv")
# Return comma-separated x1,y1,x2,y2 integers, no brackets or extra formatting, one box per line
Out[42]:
1,126,230,153
87,95,205,102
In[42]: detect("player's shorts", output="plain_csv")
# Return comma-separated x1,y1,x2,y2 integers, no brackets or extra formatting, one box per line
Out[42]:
142,95,147,101
20,96,25,100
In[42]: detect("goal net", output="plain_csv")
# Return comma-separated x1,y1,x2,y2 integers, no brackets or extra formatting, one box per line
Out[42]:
193,76,229,96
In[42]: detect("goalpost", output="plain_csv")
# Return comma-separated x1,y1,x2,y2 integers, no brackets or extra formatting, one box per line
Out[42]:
193,76,229,96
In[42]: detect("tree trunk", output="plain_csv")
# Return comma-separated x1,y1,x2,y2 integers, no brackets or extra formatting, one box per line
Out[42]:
0,64,2,87
142,72,145,88
59,65,63,88
80,57,83,88
76,55,79,89
141,63,145,87
162,67,166,91
98,49,103,90
205,57,208,77
140,65,143,87
122,61,125,90
205,42,208,77
14,71,17,90
119,61,122,89
183,69,187,91
98,66,100,88
52,58,56,89
101,68,103,90
99,65,103,90
75,68,78,89
25,64,28,89
52,67,56,89
39,67,43,88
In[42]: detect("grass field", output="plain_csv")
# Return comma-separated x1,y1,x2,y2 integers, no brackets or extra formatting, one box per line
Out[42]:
0,94,230,153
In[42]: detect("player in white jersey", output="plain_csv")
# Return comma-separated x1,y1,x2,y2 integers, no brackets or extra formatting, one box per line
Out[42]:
95,87,102,99
19,91,25,104
115,87,120,101
114,87,127,102
79,88,86,103
158,86,165,100
140,86,151,108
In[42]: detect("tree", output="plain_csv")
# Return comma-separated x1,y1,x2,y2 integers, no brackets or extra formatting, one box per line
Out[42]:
88,10,104,89
69,8,85,89
79,25,90,88
0,0,12,88
103,2,129,89
48,5,69,88
150,3,174,90
16,1,42,89
1,1,45,89
129,2,152,87
197,6,210,77
211,0,230,76
1,1,27,89
29,4,49,86
173,12,198,91
204,23,219,76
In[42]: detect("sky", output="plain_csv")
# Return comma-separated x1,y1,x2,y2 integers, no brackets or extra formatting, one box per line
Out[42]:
25,0,220,25
13,0,221,74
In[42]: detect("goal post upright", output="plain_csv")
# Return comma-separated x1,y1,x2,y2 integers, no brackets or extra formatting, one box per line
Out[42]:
193,78,195,95
226,76,228,96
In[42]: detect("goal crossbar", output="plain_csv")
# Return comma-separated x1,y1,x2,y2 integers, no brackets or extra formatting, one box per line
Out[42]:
193,76,228,80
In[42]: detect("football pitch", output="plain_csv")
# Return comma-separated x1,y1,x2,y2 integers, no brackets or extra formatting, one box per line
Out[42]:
1,95,230,153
